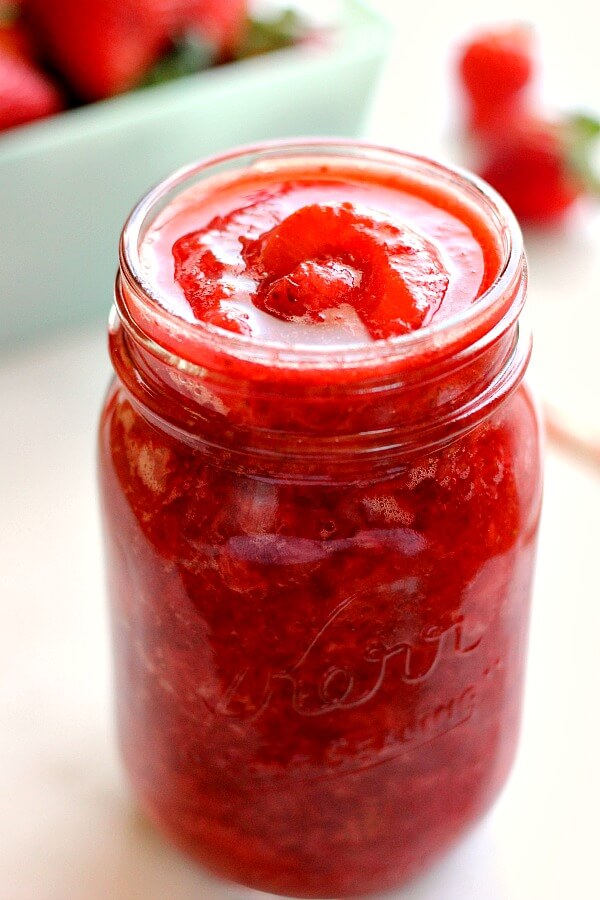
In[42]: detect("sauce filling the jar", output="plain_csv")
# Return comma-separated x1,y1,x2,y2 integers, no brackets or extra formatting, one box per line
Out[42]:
101,146,540,898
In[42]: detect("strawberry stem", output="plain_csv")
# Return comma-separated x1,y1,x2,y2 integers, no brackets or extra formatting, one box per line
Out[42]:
565,111,600,195
142,32,216,87
235,9,308,60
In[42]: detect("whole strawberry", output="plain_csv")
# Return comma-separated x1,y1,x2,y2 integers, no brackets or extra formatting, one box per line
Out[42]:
458,24,535,135
0,47,63,131
481,116,600,224
25,0,176,100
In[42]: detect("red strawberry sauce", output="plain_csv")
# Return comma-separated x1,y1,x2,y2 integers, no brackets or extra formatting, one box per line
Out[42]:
140,163,499,342
99,144,542,897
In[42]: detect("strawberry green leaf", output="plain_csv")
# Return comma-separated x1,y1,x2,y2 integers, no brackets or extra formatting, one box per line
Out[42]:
142,32,216,87
235,9,307,60
568,111,600,141
565,111,600,195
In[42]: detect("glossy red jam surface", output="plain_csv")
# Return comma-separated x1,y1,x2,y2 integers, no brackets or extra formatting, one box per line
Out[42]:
140,164,501,347
100,149,541,897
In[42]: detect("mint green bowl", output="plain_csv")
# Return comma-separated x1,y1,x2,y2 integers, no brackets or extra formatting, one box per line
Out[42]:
0,1,388,346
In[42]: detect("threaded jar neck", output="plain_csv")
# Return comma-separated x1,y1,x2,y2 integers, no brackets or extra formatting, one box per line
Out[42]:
110,141,529,480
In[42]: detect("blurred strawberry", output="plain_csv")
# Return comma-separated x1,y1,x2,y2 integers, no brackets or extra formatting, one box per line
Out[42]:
0,21,33,59
481,115,600,224
25,0,179,100
145,2,302,86
25,0,249,100
143,0,249,87
0,47,63,131
458,24,535,135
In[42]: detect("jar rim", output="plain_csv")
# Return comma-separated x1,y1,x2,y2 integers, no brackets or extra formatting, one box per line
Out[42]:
118,139,525,376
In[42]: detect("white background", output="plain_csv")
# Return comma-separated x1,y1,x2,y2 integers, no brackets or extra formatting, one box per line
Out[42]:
2,2,600,898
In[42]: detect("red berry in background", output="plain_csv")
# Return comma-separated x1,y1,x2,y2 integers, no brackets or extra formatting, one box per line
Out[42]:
25,0,174,100
481,116,600,225
466,92,529,139
197,0,247,56
456,23,600,226
0,48,63,131
482,126,577,224
0,20,34,59
459,24,535,134
25,0,249,101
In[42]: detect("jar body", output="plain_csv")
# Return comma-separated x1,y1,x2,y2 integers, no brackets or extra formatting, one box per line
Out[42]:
98,374,541,897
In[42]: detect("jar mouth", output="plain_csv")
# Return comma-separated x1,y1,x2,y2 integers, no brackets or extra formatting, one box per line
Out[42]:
118,139,524,375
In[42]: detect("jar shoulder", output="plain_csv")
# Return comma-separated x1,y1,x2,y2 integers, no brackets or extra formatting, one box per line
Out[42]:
98,380,542,564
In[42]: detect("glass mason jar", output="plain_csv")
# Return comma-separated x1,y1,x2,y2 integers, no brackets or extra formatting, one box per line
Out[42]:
98,142,542,898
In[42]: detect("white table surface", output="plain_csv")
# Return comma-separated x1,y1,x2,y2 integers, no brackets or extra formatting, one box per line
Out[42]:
2,1,600,897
